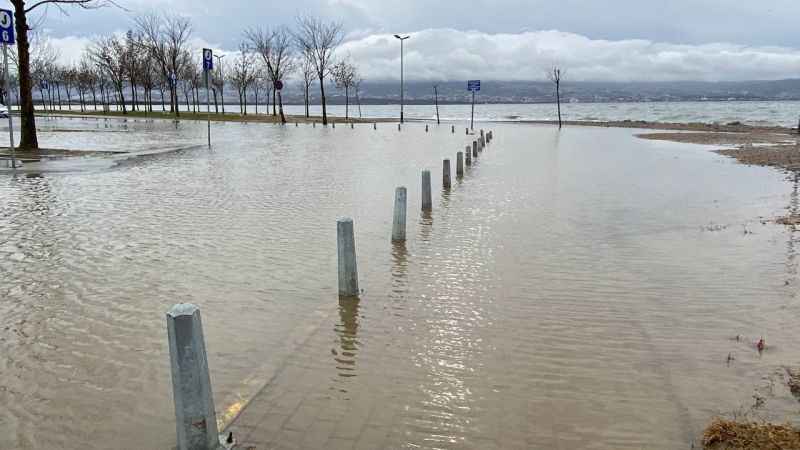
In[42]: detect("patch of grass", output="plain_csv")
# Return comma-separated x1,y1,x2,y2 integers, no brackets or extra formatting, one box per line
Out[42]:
702,418,800,449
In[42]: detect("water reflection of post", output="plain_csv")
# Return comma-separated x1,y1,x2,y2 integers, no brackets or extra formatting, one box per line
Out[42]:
391,241,409,297
785,172,799,279
418,210,433,244
333,296,360,381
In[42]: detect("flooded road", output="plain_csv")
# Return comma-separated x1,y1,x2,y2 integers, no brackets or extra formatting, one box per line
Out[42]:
1,117,799,449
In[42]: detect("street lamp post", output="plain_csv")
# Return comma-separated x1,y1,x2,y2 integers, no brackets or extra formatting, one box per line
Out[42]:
394,34,410,124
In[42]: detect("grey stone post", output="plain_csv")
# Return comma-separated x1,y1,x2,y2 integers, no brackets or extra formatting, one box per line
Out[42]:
465,145,472,166
351,122,354,129
456,152,464,177
472,141,478,158
166,304,220,450
337,218,359,297
421,170,432,211
392,187,407,241
443,159,451,189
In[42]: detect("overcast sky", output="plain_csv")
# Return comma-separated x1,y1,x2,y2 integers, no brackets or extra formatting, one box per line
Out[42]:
9,0,800,82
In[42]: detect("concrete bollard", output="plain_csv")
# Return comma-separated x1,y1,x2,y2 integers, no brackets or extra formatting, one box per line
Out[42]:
398,123,401,131
392,187,407,241
351,122,354,129
332,122,336,129
425,124,429,132
374,123,377,130
337,218,359,297
451,125,455,133
466,127,469,135
313,122,316,128
421,170,432,211
166,304,220,450
295,123,298,127
456,152,464,177
480,129,484,141
473,141,478,158
465,145,472,166
443,159,451,189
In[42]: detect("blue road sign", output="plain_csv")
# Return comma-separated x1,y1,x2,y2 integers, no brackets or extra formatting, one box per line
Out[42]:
202,48,213,71
467,80,481,92
0,9,14,45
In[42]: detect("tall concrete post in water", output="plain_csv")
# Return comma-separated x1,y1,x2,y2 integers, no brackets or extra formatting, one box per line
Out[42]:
465,145,472,166
392,187,407,241
337,218,359,297
456,152,464,177
166,304,219,450
443,159,452,189
473,141,478,158
421,170,432,211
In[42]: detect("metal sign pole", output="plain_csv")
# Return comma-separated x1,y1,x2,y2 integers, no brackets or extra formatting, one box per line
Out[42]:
470,90,475,131
4,43,15,169
205,70,211,148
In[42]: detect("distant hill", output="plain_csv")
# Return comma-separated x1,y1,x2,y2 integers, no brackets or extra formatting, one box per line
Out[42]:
279,79,800,105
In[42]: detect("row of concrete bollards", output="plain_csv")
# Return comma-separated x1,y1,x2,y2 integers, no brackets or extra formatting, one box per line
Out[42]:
164,126,495,450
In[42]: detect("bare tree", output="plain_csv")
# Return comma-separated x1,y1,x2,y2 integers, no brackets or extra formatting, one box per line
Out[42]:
332,59,356,120
135,13,192,117
9,0,120,149
25,32,59,112
211,56,225,114
293,15,342,125
547,66,564,128
246,26,295,123
139,57,157,112
300,50,314,118
89,35,128,114
228,42,255,115
61,64,78,110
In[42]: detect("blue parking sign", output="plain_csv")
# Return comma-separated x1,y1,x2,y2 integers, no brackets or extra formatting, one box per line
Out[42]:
202,48,213,71
467,80,481,92
0,9,14,45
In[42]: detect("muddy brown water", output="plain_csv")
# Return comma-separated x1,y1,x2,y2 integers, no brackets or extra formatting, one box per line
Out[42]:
1,117,799,449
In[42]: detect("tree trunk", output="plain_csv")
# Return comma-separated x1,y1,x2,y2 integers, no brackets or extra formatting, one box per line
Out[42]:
213,88,218,114
56,82,62,110
278,90,285,124
556,81,562,129
304,83,309,118
345,86,349,120
118,86,127,114
272,88,276,116
319,77,327,125
254,87,258,115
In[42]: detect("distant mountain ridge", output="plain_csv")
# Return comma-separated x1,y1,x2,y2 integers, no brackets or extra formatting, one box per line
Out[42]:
282,79,800,105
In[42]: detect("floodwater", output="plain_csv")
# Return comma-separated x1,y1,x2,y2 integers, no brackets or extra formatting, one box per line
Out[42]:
1,118,799,449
